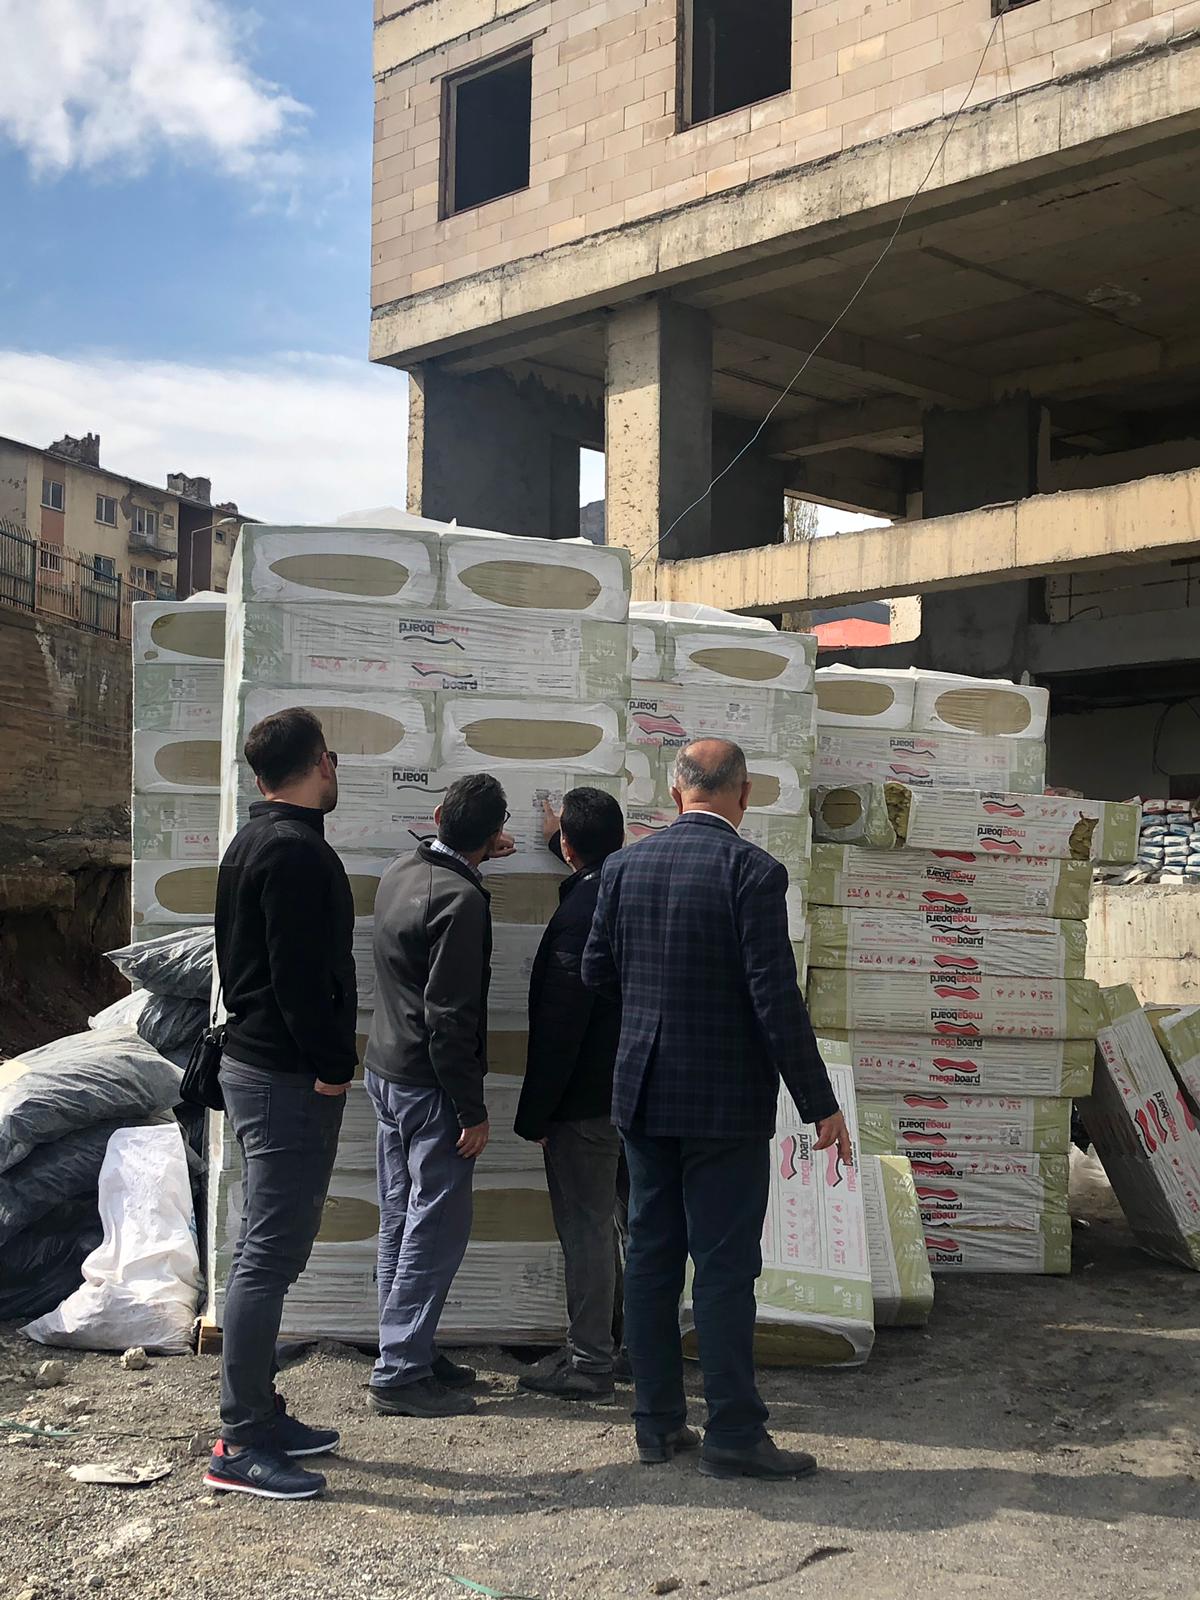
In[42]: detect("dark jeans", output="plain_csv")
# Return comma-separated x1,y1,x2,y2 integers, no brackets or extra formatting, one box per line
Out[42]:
365,1073,475,1388
622,1130,770,1450
543,1117,624,1374
219,1058,344,1448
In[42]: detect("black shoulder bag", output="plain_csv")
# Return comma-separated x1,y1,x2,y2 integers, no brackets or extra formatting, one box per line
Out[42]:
180,987,226,1113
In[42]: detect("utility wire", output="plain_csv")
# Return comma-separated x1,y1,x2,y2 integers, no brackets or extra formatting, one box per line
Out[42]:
630,12,1004,572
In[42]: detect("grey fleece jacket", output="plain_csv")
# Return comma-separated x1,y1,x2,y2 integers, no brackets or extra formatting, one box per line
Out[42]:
364,840,491,1128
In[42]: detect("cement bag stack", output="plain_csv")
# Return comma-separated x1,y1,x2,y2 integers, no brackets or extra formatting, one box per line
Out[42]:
1082,987,1200,1269
807,666,1138,1274
130,599,226,943
206,520,631,1343
625,603,816,971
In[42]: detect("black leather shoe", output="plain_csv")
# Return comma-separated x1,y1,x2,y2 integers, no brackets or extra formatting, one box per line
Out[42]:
699,1435,817,1481
432,1352,477,1390
636,1425,701,1465
368,1377,477,1418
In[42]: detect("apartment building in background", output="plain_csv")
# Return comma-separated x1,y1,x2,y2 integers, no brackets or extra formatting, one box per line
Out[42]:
0,430,246,602
371,0,1200,798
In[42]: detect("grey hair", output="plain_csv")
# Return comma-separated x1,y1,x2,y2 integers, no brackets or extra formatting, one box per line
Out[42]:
672,739,748,795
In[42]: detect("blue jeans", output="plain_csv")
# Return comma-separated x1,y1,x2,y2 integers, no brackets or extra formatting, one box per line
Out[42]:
365,1073,475,1388
219,1058,344,1447
621,1130,770,1450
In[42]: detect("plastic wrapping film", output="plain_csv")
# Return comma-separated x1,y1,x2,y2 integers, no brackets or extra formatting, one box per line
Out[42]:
807,970,1103,1040
885,784,1139,865
814,728,1047,794
825,1028,1095,1098
1150,1005,1200,1108
857,1092,1074,1156
811,783,898,847
859,1155,934,1326
922,1216,1072,1274
913,1158,1070,1228
808,906,1089,980
808,844,1092,920
1079,986,1200,1270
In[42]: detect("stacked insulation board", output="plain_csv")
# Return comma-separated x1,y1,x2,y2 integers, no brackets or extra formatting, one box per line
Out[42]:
806,667,1138,1274
205,520,632,1342
625,603,816,970
1082,987,1200,1269
131,600,226,944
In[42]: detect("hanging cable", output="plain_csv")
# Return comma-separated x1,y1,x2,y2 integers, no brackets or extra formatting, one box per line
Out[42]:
630,12,1004,572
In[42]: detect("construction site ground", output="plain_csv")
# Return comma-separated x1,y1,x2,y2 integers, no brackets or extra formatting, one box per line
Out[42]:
2,1153,1197,1600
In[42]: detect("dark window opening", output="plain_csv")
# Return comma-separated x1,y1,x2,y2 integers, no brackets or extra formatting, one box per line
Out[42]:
992,0,1039,13
685,0,792,127
444,47,533,216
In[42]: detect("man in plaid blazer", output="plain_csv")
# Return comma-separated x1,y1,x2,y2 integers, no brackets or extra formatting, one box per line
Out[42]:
582,737,849,1481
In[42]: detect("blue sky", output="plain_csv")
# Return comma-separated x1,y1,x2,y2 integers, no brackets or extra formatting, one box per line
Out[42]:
0,0,411,521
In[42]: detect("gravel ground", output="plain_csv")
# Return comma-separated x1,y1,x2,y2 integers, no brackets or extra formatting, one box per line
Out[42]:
2,1156,1198,1600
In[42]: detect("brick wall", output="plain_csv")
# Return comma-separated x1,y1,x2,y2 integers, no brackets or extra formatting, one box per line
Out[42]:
372,0,1200,309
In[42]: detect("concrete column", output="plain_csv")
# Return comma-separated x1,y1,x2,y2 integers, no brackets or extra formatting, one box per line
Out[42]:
922,395,1047,518
407,363,598,539
605,298,713,595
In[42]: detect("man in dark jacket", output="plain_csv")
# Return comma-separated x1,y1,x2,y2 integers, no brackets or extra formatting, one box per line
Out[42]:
583,738,850,1482
515,787,625,1402
207,707,356,1502
364,773,512,1420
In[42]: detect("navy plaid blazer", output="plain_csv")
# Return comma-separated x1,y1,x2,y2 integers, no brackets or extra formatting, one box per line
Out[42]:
581,810,838,1140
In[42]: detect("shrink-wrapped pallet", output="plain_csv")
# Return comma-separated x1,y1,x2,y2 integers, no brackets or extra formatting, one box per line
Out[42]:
827,1028,1094,1098
809,844,1092,921
807,970,1103,1040
814,728,1046,794
857,1092,1074,1156
808,906,1088,979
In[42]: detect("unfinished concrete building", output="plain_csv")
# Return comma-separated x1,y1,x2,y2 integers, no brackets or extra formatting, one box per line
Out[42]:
372,0,1200,800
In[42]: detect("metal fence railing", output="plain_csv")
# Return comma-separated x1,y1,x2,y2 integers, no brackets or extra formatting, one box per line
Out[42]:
0,522,154,640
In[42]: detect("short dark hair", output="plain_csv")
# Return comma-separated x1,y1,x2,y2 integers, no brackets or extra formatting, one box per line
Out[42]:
673,738,748,795
560,787,625,868
439,773,508,853
244,707,327,790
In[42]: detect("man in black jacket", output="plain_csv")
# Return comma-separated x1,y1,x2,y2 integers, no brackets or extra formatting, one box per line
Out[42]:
206,707,356,1503
364,773,512,1420
515,787,625,1402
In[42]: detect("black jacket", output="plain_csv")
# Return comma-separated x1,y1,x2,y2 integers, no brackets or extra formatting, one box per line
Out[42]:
515,860,621,1142
365,842,491,1128
215,800,358,1085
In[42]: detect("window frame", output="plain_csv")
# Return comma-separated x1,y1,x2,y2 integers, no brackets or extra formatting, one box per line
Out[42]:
132,505,160,541
41,477,65,512
129,564,154,591
96,493,118,526
678,0,795,130
440,41,535,220
92,553,118,581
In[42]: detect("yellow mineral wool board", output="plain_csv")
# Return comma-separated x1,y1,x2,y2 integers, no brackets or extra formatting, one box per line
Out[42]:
133,662,225,736
133,731,222,794
629,682,816,754
625,804,813,879
808,844,1092,920
233,602,629,703
1150,1005,1200,1108
887,785,1139,866
439,697,626,775
130,859,218,927
808,905,1088,980
858,1091,1074,1156
232,523,442,607
922,1216,1072,1274
811,783,898,848
441,530,630,623
628,747,810,817
808,970,1102,1040
859,1156,934,1327
914,1160,1070,1229
827,1027,1094,1098
815,667,1049,741
1080,986,1200,1270
630,614,816,694
815,728,1046,794
133,598,227,667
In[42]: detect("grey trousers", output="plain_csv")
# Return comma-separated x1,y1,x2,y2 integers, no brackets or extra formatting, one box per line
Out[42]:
219,1058,344,1447
543,1117,624,1374
365,1072,475,1388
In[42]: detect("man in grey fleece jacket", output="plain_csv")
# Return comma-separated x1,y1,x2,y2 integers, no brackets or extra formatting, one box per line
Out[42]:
364,773,512,1418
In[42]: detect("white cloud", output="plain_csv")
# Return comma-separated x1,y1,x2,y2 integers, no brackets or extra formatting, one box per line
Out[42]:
0,349,409,524
0,0,303,178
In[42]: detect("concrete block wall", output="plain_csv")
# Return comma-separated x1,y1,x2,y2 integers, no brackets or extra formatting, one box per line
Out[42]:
372,0,1200,310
